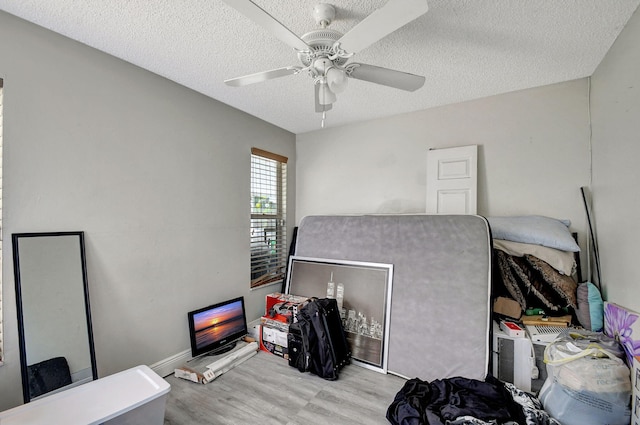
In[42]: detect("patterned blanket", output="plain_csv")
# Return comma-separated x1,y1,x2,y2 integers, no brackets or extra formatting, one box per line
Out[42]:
495,250,577,312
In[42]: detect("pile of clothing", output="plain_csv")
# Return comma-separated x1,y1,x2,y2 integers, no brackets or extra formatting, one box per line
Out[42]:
488,216,580,314
386,375,560,425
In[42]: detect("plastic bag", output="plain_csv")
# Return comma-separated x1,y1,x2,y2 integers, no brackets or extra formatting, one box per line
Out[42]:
539,329,631,425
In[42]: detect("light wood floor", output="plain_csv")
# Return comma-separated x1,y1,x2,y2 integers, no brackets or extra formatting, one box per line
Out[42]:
162,351,407,425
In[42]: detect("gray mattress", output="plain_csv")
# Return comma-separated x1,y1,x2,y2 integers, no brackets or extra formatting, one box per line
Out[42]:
294,214,492,381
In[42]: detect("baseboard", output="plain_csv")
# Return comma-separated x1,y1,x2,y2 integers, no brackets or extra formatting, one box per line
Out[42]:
150,349,192,378
71,367,93,383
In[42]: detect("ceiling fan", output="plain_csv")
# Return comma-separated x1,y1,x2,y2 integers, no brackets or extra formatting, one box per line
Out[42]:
223,0,429,127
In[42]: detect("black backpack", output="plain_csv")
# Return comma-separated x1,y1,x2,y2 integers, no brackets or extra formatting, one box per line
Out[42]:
288,298,351,380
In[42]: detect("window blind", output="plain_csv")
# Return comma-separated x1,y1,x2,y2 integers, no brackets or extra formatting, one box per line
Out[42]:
250,148,287,288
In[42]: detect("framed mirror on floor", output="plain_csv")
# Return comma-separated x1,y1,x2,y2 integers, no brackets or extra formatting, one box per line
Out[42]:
12,231,97,402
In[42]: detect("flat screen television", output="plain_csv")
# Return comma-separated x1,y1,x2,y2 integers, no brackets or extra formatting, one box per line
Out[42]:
187,296,248,357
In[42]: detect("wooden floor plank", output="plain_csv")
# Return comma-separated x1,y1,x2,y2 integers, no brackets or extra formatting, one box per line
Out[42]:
163,351,406,425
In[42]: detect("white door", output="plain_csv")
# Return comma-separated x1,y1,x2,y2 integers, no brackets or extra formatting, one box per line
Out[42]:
426,145,478,214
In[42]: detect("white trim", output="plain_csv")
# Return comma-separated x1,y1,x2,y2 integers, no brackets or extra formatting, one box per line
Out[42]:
71,367,93,383
149,349,192,378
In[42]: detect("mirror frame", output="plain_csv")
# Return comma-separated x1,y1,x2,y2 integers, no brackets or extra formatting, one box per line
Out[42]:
12,231,98,402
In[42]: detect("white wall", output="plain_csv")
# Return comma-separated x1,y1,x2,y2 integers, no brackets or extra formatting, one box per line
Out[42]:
0,11,295,410
296,79,591,257
2,1,638,413
590,6,640,311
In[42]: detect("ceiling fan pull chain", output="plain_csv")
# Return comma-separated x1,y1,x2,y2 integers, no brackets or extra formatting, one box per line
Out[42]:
321,110,326,128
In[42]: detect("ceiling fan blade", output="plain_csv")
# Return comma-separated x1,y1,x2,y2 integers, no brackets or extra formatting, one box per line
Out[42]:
348,64,425,91
225,66,301,87
337,0,429,54
315,84,333,113
223,0,310,52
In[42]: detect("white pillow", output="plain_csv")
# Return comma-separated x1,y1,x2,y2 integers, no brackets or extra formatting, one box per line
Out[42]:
493,239,576,276
488,215,580,252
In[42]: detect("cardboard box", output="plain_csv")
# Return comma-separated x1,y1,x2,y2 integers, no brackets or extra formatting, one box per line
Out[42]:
493,296,522,320
174,340,258,384
500,320,524,337
265,293,309,323
259,318,290,359
521,314,570,327
260,316,289,332
174,365,215,384
259,293,309,359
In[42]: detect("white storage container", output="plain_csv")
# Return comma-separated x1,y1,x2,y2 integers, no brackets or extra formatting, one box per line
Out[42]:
0,365,170,425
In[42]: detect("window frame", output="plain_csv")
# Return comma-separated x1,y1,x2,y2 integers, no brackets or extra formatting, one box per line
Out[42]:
250,148,288,289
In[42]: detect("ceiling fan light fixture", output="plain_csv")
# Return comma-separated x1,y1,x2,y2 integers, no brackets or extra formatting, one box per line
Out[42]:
326,67,348,94
318,81,337,105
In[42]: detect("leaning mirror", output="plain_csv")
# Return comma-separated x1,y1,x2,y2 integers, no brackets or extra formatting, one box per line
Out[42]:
12,231,97,402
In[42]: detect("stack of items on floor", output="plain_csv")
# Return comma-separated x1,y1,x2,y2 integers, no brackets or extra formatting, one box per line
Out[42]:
484,215,637,424
489,215,581,322
535,302,640,425
259,292,351,380
288,297,351,380
259,292,310,359
174,340,259,385
387,302,640,425
539,327,632,425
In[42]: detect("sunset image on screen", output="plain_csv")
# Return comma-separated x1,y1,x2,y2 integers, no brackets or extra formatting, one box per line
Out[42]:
193,300,245,349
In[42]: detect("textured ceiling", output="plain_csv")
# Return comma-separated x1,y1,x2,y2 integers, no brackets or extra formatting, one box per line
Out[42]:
1,0,639,134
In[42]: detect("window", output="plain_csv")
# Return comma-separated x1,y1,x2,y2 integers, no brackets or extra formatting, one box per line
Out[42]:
250,148,287,288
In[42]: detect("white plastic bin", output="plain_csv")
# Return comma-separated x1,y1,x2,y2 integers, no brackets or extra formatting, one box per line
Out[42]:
0,365,170,425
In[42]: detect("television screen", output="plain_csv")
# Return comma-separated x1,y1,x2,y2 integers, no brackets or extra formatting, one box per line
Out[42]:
187,296,248,357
